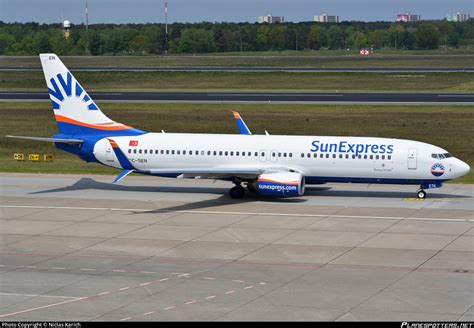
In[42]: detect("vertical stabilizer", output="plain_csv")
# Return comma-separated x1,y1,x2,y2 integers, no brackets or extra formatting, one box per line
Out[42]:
39,53,143,136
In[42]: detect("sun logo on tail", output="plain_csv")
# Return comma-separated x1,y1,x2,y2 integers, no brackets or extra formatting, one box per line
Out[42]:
48,72,99,111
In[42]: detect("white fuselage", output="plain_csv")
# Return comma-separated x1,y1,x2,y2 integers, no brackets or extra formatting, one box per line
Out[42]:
93,133,469,184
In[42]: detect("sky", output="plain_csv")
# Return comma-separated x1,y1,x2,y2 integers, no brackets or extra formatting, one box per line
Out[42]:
1,0,472,24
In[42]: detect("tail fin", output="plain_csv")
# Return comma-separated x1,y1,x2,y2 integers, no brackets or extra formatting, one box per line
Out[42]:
40,54,143,136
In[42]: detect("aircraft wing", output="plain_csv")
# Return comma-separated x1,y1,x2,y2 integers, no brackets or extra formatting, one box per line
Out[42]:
148,166,299,179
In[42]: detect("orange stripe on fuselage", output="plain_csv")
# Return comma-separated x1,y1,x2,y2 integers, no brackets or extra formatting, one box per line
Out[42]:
258,178,299,185
55,115,131,131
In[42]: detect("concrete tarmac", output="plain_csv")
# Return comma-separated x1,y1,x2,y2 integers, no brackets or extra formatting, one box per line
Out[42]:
0,173,473,321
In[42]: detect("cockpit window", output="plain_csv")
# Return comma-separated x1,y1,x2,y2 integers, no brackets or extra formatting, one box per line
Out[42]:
432,153,452,160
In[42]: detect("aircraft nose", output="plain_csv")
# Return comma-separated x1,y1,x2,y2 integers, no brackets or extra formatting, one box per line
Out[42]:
458,160,470,176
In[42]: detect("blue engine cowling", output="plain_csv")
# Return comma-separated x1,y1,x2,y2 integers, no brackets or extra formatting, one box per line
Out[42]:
254,172,305,197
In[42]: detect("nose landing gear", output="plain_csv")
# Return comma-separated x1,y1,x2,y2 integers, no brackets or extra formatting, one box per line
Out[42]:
416,189,426,199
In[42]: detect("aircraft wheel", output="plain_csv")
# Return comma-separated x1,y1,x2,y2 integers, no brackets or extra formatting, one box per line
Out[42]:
417,190,426,199
230,185,245,199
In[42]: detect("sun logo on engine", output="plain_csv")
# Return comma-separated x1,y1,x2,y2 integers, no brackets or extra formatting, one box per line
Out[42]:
48,72,99,111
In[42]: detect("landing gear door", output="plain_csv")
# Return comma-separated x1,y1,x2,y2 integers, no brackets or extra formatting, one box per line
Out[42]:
105,141,115,162
408,148,417,170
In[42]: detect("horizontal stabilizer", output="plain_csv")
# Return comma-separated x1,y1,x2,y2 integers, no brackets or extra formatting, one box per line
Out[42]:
6,135,83,144
113,169,135,184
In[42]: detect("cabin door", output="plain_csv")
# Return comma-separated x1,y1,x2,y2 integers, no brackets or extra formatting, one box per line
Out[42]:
407,148,417,170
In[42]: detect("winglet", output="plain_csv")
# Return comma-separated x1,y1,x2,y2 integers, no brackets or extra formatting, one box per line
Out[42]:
232,111,252,135
113,169,135,184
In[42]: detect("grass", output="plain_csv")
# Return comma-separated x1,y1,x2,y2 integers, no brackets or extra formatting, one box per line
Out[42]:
1,51,474,68
1,71,473,93
1,102,473,183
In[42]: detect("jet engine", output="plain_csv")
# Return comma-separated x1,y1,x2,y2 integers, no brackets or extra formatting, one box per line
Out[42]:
249,172,305,197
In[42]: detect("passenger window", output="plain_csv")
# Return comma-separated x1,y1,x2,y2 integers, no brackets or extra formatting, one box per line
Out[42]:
254,152,258,157
326,154,330,158
370,155,373,159
352,155,356,159
195,151,199,155
155,150,158,154
358,155,361,159
236,151,239,156
166,150,169,154
376,155,379,160
307,153,311,158
144,149,148,154
345,154,349,159
225,151,228,156
177,150,180,155
364,154,367,159
381,155,385,160
248,152,252,156
213,151,217,155
301,153,304,158
207,151,211,155
289,153,292,158
171,150,175,155
272,152,276,157
201,151,205,155
278,152,281,157
133,149,137,154
284,153,287,157
333,154,336,159
160,150,164,154
388,155,391,160
139,149,142,154
183,150,186,155
242,152,245,156
128,149,131,154
230,151,234,156
219,151,223,156
339,154,343,159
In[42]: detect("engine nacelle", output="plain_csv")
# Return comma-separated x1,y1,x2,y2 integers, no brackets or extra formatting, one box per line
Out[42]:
253,172,305,197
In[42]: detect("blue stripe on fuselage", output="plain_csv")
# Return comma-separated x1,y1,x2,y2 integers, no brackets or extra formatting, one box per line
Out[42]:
305,176,449,185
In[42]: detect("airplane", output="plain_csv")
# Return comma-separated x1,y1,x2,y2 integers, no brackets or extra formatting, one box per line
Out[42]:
7,54,471,200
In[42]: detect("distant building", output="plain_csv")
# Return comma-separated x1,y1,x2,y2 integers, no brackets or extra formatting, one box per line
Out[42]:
396,12,421,22
314,14,340,23
63,20,71,39
446,12,471,22
258,15,284,24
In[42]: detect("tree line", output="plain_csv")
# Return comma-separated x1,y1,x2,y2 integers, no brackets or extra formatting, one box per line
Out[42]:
0,20,473,55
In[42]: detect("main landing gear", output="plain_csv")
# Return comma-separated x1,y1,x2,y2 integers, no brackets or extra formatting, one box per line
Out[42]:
229,179,246,199
417,189,426,199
